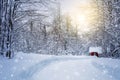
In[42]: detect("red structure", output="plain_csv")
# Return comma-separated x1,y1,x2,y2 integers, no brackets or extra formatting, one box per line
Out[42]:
90,52,99,57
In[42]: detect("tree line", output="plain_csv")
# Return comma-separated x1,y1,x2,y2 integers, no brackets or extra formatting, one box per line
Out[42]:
0,0,120,58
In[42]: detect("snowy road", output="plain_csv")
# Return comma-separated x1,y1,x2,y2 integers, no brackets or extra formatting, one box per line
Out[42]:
0,53,120,80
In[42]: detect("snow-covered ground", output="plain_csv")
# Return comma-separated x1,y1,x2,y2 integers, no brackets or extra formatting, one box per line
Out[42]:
0,52,120,80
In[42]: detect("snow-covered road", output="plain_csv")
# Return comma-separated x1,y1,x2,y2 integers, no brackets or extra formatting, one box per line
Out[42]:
0,53,120,80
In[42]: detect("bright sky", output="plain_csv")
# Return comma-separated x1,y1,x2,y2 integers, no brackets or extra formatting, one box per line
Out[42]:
60,0,100,34
60,0,91,13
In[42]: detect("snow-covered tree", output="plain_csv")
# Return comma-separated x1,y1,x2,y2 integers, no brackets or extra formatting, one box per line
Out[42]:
0,0,18,58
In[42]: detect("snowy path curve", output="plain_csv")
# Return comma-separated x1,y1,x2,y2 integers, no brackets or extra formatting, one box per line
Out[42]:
1,54,120,80
20,56,93,79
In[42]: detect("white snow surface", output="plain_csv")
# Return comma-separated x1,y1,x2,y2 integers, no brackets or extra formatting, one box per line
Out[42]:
0,52,120,80
89,47,102,54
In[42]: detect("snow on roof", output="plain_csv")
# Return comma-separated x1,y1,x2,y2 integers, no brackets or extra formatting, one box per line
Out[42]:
89,47,102,54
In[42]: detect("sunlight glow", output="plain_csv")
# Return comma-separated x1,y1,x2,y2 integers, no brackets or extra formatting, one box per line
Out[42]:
65,0,101,34
78,15,87,24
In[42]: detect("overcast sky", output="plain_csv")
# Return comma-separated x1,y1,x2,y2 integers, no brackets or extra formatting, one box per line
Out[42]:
60,0,91,14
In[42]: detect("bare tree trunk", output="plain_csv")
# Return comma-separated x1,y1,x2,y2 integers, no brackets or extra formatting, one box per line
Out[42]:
0,0,15,58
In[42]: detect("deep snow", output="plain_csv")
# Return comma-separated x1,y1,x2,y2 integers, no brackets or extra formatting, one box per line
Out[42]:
0,52,120,80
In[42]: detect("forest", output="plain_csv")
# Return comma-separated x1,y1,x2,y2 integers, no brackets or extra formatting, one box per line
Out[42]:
0,0,120,58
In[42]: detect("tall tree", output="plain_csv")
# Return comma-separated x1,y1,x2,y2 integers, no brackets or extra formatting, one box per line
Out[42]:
0,0,18,58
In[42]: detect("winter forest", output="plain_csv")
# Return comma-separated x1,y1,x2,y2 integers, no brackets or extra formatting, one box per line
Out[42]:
1,0,120,58
1,0,120,80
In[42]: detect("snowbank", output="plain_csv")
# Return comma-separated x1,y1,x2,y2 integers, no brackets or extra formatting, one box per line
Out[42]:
0,52,120,80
